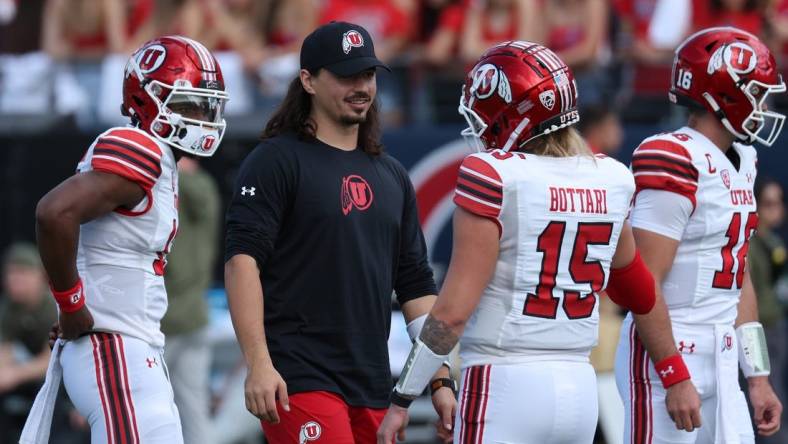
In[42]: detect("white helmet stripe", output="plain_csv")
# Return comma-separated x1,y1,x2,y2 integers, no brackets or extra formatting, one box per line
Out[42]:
534,50,558,71
171,35,217,82
560,80,568,112
563,77,573,111
184,36,215,71
508,40,537,50
543,48,564,72
187,37,217,81
171,36,207,69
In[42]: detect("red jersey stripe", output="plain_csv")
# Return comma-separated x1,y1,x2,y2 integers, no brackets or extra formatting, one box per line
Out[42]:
636,139,692,161
94,142,161,178
457,170,503,196
460,156,503,187
92,156,156,191
633,173,698,209
632,151,695,169
104,129,162,159
631,158,699,182
456,177,503,205
631,153,698,179
454,154,504,235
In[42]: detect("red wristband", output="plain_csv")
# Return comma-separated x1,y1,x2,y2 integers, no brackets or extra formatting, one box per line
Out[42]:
51,279,86,313
654,354,690,388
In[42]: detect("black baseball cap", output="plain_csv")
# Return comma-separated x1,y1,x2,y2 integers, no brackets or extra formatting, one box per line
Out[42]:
300,21,390,77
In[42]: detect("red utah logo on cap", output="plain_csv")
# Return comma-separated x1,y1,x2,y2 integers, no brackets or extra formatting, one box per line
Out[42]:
342,30,364,54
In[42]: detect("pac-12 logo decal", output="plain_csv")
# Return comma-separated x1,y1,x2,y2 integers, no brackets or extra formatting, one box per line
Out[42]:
721,169,731,189
136,44,167,74
342,30,364,54
470,63,512,103
539,90,556,110
299,421,321,443
341,175,373,215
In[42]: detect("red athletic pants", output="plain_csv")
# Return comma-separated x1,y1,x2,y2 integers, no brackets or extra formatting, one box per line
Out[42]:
261,391,387,443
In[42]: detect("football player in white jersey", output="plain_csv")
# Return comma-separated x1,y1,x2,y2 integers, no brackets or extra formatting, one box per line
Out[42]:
20,36,229,443
614,27,785,444
377,41,700,444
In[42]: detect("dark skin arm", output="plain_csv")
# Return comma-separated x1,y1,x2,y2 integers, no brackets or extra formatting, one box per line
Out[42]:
36,170,145,339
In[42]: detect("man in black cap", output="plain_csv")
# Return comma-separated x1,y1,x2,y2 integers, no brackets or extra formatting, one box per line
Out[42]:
224,22,456,443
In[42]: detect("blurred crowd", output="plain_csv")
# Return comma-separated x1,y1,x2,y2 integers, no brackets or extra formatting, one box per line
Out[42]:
2,0,788,131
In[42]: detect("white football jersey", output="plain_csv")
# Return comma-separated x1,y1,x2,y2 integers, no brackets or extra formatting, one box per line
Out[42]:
454,150,635,368
630,126,758,326
75,127,178,347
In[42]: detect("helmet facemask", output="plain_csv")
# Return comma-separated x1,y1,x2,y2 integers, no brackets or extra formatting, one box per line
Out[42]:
458,90,488,152
147,80,229,157
739,77,786,146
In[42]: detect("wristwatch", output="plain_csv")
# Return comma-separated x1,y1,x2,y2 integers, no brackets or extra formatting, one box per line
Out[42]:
430,377,458,396
390,390,415,408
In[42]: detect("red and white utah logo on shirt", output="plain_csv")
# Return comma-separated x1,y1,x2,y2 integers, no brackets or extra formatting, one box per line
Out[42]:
341,175,374,215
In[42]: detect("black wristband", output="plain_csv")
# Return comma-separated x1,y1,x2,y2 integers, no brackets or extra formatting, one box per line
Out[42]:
430,378,457,396
390,390,414,408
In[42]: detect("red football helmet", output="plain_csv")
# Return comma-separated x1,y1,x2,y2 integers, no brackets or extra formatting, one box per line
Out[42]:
670,27,786,146
459,41,580,152
122,35,229,156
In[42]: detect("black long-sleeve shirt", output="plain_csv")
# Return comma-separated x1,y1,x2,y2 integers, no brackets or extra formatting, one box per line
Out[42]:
225,133,437,407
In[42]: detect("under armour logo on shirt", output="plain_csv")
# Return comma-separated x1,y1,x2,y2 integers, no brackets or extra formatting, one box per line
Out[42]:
146,357,158,368
660,366,674,378
241,186,256,196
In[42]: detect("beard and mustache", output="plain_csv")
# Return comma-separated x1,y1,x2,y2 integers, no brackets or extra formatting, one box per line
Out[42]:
339,92,372,126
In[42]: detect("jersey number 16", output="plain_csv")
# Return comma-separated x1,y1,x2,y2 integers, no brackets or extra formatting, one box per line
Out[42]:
713,212,758,290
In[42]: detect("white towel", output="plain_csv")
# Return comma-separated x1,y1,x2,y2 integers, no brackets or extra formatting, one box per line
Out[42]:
19,339,64,444
714,324,741,443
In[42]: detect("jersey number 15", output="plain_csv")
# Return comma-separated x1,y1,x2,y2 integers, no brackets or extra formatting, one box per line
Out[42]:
523,221,614,320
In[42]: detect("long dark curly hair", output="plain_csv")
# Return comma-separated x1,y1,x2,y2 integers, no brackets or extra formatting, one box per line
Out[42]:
260,75,383,155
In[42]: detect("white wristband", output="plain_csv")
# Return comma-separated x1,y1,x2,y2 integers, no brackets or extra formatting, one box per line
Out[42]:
737,322,771,378
394,337,449,397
